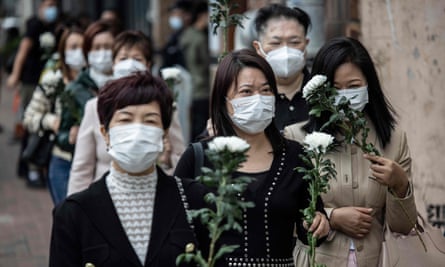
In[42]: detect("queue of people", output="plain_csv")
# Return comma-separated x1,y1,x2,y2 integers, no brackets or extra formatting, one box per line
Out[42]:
1,1,425,266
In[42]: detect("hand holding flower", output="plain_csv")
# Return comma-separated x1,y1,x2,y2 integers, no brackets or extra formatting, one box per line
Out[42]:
364,154,409,197
305,211,330,239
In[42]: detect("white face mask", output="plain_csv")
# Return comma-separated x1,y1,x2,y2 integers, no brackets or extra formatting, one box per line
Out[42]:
88,49,113,73
107,123,164,173
113,59,147,79
230,94,275,134
65,48,86,71
334,86,369,112
259,44,305,78
169,16,183,30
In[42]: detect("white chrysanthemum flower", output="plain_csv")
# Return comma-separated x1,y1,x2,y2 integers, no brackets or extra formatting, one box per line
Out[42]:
160,67,182,83
41,69,62,87
302,75,327,99
303,131,334,154
39,32,55,48
208,136,250,153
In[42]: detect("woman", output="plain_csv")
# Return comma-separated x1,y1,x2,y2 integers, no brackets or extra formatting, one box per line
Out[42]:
57,20,118,157
49,72,209,267
67,30,185,196
286,37,417,266
23,24,85,200
174,49,330,266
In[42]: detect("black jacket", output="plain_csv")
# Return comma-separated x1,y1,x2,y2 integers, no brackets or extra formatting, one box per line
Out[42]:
49,168,209,267
174,139,326,264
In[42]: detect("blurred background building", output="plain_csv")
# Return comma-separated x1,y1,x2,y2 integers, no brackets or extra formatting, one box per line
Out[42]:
1,0,444,233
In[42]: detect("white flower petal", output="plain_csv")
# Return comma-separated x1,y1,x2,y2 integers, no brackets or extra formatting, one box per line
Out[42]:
208,136,250,153
41,69,62,86
160,67,181,82
39,32,55,48
303,131,334,153
302,75,327,99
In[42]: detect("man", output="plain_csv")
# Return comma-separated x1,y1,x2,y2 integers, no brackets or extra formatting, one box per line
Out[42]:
6,0,60,187
253,4,311,131
180,1,210,141
161,0,192,69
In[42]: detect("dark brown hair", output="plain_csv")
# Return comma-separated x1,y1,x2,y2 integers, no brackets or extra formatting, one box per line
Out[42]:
112,30,153,64
97,71,173,130
82,20,119,58
210,49,284,152
57,25,84,81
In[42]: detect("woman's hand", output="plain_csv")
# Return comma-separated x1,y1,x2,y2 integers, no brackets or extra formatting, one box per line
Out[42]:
364,154,409,197
306,211,331,238
330,207,373,239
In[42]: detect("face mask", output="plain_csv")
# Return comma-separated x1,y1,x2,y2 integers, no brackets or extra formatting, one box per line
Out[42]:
65,48,86,71
334,86,369,112
230,94,275,134
108,123,164,173
88,49,113,74
43,6,58,23
113,59,147,79
169,16,183,30
259,44,305,79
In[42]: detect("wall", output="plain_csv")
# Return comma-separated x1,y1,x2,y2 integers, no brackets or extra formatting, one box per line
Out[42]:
360,0,445,231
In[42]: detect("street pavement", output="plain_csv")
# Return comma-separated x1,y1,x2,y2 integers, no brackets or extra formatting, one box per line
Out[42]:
0,82,53,267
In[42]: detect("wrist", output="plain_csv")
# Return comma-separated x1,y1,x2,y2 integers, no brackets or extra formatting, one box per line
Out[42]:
327,208,338,230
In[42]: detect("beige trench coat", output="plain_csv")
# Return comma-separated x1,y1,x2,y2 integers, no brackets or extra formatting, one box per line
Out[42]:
284,120,417,267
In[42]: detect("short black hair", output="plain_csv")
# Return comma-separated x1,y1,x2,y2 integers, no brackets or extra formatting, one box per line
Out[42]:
255,4,311,38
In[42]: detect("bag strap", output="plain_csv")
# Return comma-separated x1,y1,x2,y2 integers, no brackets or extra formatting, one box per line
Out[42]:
173,176,195,231
191,142,204,179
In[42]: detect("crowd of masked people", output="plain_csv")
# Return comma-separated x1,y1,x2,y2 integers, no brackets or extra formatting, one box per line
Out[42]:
1,0,422,266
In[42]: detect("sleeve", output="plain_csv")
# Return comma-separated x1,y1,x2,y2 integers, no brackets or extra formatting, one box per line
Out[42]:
173,144,196,180
23,85,57,133
167,110,186,169
67,99,97,196
385,130,417,234
49,203,82,267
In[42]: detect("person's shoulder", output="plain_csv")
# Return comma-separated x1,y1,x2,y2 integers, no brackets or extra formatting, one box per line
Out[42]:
386,124,409,153
25,17,44,34
26,16,41,26
391,124,407,140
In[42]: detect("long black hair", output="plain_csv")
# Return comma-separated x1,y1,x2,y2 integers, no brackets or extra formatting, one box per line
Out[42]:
210,49,284,153
304,37,397,148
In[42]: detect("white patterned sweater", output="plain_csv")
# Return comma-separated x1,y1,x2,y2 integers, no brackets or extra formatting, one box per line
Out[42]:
106,165,158,265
